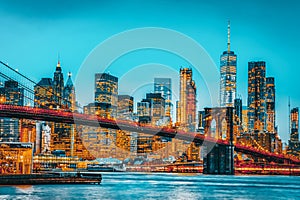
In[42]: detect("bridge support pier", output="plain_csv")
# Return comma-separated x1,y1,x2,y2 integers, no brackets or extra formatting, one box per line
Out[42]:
203,144,234,175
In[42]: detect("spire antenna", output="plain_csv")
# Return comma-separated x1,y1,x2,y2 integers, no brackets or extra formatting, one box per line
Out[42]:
227,20,231,53
289,96,291,136
58,52,60,65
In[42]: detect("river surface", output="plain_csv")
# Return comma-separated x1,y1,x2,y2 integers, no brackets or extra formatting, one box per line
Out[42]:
0,173,299,199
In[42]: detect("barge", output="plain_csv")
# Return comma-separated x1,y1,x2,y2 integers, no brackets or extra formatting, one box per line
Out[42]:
0,172,102,185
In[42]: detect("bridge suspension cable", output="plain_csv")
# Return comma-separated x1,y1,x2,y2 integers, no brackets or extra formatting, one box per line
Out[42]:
0,60,73,109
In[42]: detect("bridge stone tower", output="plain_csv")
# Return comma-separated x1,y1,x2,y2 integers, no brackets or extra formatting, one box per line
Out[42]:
203,107,235,175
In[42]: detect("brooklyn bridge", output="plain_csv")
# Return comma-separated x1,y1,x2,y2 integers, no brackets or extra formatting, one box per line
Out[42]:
0,60,300,175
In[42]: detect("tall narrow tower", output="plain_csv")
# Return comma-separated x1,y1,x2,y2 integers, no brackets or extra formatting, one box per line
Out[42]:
220,21,237,107
266,77,275,133
53,59,64,106
177,67,197,132
247,61,267,132
64,72,76,111
154,78,173,122
288,107,300,156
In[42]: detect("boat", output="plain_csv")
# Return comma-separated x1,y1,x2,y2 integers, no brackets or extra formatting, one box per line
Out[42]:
87,164,126,172
0,172,102,185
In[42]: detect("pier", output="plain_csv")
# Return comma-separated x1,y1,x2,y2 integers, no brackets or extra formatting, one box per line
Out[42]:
0,173,102,185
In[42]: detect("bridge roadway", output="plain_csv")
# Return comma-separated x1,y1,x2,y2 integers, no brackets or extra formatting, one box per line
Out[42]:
1,104,300,165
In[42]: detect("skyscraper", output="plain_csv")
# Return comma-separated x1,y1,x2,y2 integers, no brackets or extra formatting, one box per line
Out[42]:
154,78,172,122
177,68,197,131
53,60,64,107
220,21,237,107
94,73,118,119
117,95,134,120
64,72,76,111
234,98,243,125
146,93,165,125
0,80,24,142
34,78,54,108
137,101,151,123
288,107,300,156
247,61,266,133
197,110,205,133
290,108,299,142
266,77,275,133
0,80,24,106
52,61,72,156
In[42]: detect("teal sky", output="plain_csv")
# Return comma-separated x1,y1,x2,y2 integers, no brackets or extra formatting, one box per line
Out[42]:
0,0,299,143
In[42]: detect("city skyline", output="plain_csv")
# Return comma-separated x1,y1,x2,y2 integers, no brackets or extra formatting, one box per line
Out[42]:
1,0,300,144
2,2,300,198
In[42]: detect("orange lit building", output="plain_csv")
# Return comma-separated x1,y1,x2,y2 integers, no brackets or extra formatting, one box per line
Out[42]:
177,68,197,132
0,142,33,174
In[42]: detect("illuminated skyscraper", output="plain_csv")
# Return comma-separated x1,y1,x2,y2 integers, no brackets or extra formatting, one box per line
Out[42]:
242,106,248,132
139,93,165,125
290,108,299,142
0,80,24,142
234,98,242,124
154,78,172,122
266,77,275,133
137,101,151,123
177,68,196,131
34,78,54,108
53,60,64,107
117,95,134,120
0,80,24,106
247,61,266,133
220,21,237,107
94,73,118,118
64,72,76,111
288,107,300,156
50,60,72,156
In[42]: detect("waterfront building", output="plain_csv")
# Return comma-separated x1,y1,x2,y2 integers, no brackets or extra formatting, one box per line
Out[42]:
220,21,237,107
177,68,197,132
0,142,33,174
33,152,80,171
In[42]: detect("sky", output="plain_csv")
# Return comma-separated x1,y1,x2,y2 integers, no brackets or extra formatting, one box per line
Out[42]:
0,0,300,143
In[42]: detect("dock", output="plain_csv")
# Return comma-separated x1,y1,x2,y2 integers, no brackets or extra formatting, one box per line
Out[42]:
0,172,102,185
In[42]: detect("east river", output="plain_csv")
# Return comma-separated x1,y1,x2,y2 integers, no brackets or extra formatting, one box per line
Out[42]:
1,173,300,199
